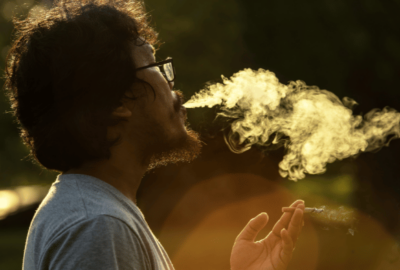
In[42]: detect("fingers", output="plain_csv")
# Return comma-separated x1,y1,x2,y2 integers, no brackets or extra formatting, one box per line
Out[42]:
272,200,304,237
288,200,304,208
280,228,294,264
287,203,304,245
235,212,269,243
282,207,296,213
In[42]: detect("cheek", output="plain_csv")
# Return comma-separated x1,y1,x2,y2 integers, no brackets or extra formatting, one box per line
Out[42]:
148,94,175,124
136,71,176,119
153,85,175,112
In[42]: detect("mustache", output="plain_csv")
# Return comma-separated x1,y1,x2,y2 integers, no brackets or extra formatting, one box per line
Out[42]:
174,90,185,112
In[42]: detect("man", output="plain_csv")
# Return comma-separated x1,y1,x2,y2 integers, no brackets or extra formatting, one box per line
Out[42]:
5,0,305,269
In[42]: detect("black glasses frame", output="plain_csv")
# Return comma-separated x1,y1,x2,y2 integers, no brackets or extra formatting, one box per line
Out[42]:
135,58,176,82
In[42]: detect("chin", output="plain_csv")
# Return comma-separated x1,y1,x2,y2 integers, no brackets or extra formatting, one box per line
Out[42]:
167,129,190,152
177,126,190,142
147,128,202,171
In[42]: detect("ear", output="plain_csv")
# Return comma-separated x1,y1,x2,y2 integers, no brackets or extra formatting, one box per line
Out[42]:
112,104,132,119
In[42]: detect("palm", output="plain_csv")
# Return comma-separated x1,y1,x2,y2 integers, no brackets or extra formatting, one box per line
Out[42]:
230,201,305,270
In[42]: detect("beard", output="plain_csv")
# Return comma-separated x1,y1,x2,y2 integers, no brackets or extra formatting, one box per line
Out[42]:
147,127,202,171
145,90,202,171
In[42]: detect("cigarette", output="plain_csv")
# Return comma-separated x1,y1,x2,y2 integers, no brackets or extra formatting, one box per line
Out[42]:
282,207,324,213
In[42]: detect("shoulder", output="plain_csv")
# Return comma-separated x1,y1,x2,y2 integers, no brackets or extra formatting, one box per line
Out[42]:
39,215,151,270
32,174,142,236
51,215,141,245
24,175,153,269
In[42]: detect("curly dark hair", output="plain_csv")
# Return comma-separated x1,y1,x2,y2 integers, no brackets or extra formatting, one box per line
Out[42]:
4,0,159,172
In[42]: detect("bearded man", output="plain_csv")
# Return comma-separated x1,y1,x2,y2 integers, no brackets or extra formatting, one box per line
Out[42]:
4,0,305,269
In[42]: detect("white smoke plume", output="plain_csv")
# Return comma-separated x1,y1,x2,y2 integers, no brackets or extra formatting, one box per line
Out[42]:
313,206,358,236
184,69,400,181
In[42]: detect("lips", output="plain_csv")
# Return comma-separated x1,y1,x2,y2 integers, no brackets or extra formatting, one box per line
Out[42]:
173,91,187,120
180,105,187,118
174,91,184,111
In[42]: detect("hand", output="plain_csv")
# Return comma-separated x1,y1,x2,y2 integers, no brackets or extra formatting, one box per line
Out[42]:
230,200,305,270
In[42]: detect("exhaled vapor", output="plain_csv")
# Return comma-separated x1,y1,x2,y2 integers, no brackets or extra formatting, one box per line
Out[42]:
184,69,400,181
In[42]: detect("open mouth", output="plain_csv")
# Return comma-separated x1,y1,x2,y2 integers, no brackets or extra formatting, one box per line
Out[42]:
180,106,187,119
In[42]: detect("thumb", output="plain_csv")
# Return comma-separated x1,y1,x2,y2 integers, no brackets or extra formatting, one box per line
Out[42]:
236,212,269,243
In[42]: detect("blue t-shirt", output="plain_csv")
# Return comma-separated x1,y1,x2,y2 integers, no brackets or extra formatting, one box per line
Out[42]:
23,174,174,270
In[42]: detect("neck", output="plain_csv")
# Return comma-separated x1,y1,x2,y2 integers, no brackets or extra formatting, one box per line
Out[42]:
64,141,149,205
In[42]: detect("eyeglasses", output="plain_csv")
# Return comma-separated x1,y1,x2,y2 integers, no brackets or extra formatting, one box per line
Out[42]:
135,57,176,83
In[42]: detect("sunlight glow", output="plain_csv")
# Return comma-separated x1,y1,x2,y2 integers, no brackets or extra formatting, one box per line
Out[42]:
0,190,20,220
0,185,49,220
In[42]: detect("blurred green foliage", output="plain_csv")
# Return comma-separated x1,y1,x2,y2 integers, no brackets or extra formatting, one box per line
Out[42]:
0,0,399,269
0,0,57,188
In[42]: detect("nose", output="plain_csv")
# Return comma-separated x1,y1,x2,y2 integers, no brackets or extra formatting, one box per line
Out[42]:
168,81,174,90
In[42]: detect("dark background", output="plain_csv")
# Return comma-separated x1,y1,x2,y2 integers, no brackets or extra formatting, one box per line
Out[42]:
1,0,400,269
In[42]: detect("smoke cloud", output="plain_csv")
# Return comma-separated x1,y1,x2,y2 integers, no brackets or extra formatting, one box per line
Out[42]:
313,206,358,236
184,69,400,181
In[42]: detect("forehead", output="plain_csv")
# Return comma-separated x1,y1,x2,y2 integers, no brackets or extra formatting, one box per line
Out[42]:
140,42,155,54
131,41,156,67
148,44,156,55
133,42,155,57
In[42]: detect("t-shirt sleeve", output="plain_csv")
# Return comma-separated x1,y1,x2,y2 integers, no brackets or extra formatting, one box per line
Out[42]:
40,215,150,270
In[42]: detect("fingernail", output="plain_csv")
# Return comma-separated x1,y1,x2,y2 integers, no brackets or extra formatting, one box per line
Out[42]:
255,212,265,218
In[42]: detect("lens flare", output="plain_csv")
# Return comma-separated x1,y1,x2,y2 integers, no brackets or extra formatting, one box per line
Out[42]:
184,69,400,181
